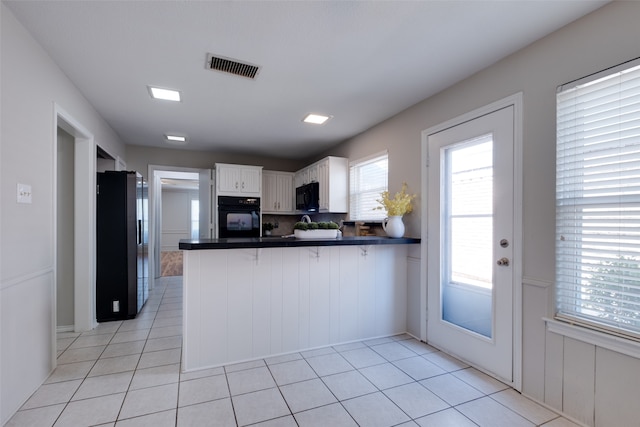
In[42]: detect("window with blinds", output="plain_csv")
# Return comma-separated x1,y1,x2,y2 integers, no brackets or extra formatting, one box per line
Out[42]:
556,59,640,338
349,152,388,221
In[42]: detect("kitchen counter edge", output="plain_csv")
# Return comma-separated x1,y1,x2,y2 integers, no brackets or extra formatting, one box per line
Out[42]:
179,236,420,250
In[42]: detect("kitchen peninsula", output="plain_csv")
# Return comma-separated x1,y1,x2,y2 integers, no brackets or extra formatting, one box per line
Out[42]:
179,236,420,371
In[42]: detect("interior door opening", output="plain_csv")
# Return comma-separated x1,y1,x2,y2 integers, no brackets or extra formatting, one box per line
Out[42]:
54,106,96,345
148,167,206,284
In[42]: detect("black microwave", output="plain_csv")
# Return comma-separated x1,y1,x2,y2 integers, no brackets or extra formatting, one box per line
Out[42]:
296,182,319,212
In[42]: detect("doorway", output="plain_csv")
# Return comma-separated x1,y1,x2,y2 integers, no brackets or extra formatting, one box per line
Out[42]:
148,166,208,286
421,94,522,388
56,127,75,331
54,106,96,343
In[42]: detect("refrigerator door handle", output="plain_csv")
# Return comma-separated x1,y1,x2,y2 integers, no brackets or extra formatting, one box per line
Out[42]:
138,219,142,245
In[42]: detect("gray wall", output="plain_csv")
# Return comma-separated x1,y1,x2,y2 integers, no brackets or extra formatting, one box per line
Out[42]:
126,144,306,180
319,2,640,425
56,128,74,329
1,3,127,423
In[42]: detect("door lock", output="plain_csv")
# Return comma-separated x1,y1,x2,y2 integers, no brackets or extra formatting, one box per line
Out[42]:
500,239,509,248
497,257,510,266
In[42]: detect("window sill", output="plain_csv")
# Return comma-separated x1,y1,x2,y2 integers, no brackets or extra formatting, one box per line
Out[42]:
544,317,640,359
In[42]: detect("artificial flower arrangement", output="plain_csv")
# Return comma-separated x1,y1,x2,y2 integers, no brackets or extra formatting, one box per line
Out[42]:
375,182,416,216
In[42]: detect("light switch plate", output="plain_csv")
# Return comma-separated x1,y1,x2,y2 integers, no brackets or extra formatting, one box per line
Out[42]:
17,183,32,204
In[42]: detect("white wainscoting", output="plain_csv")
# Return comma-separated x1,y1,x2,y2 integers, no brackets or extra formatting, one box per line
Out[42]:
182,245,410,371
1,269,55,426
536,283,640,427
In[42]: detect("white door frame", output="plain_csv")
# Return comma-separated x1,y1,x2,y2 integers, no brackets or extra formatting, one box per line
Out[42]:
53,104,97,366
420,93,523,390
148,165,202,288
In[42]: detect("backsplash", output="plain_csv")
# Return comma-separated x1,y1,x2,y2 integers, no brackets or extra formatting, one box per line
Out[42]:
262,213,346,236
262,214,385,237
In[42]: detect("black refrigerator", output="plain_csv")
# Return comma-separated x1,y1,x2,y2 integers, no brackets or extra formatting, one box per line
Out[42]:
96,171,148,321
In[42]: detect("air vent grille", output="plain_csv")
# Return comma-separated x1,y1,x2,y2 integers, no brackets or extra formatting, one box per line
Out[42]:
206,53,260,79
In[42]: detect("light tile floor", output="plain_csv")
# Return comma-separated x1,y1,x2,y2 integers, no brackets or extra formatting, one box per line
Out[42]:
6,276,581,427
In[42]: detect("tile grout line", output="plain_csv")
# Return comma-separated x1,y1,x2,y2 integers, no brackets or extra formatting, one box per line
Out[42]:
37,276,575,427
114,281,167,424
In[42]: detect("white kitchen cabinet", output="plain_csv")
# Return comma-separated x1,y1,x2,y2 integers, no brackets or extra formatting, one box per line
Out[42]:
294,168,308,188
294,156,348,213
316,156,348,212
307,164,319,183
294,163,319,187
262,171,294,214
215,163,262,196
182,244,411,370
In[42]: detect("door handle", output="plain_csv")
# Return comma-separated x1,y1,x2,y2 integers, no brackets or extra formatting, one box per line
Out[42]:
497,257,510,266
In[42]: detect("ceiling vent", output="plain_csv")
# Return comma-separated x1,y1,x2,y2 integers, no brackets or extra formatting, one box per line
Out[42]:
206,53,260,79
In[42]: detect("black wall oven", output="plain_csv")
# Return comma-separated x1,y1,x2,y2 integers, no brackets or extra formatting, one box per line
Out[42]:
217,196,261,238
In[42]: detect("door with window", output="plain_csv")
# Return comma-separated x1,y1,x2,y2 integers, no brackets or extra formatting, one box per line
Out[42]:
426,104,518,383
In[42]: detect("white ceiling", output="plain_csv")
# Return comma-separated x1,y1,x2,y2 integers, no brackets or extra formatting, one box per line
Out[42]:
5,0,608,160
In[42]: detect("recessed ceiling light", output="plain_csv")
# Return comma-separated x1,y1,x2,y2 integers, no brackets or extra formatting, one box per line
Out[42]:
165,134,187,144
303,113,332,125
148,86,181,102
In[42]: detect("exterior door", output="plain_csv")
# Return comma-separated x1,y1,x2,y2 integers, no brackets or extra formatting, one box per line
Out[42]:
426,104,517,383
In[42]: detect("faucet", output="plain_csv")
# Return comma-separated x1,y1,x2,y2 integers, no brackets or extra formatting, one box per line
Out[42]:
301,214,311,223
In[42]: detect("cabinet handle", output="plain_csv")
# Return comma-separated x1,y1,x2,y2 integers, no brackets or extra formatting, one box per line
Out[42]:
242,182,245,189
235,182,238,189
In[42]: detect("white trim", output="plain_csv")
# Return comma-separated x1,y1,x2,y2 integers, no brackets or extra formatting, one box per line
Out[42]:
53,103,97,340
148,164,203,288
116,156,127,171
421,92,524,391
545,317,640,360
557,56,640,92
522,276,553,289
348,149,389,167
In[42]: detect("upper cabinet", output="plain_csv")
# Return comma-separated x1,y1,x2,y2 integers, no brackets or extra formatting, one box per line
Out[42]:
295,156,348,213
262,170,294,214
316,156,348,213
294,164,319,188
215,163,262,196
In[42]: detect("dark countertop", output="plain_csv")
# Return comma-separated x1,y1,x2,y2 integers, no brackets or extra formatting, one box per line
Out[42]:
179,235,421,250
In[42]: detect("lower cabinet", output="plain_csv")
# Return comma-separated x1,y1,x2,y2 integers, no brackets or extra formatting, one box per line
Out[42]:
183,245,410,370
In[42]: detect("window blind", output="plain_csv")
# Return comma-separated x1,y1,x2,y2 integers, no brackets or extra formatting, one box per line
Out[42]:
349,152,388,221
556,60,640,338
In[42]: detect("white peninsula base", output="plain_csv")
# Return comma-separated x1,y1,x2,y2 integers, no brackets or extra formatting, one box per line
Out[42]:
182,244,414,371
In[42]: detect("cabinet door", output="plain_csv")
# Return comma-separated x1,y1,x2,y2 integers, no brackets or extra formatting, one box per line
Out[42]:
262,172,278,212
276,173,294,212
217,165,261,195
240,167,261,194
307,164,319,183
317,160,329,210
295,168,308,187
217,165,241,193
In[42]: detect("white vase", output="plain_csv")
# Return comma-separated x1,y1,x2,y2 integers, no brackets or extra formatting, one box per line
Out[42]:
382,215,405,238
